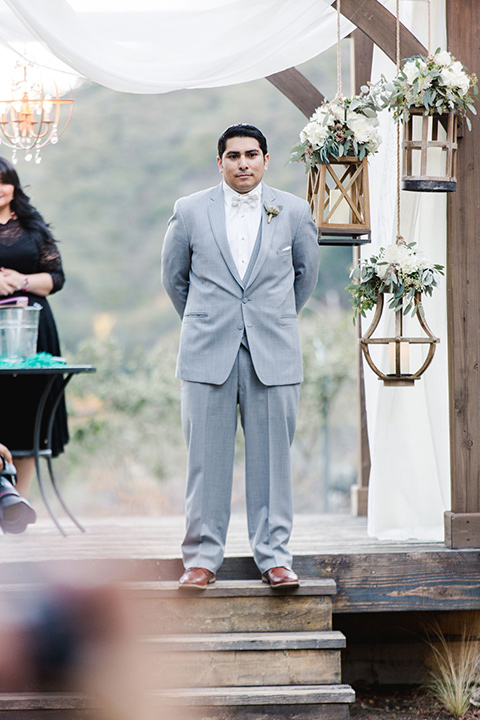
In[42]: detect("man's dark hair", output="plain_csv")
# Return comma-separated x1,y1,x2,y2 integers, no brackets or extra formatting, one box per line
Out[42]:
217,124,268,158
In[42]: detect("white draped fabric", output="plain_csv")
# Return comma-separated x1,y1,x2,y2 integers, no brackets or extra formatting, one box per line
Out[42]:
1,0,354,93
366,0,450,541
0,0,450,539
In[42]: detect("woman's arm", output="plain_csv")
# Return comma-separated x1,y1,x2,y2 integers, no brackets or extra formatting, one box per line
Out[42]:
0,268,53,297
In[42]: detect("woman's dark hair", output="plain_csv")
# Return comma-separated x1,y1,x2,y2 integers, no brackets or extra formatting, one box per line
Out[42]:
0,156,54,240
217,124,268,158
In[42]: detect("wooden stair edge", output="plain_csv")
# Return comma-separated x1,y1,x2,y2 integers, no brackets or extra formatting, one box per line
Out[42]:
0,685,356,709
124,578,338,597
157,684,356,705
0,578,337,598
145,630,346,651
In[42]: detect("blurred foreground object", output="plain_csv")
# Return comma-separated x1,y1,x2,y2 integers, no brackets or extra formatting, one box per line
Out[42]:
0,569,162,720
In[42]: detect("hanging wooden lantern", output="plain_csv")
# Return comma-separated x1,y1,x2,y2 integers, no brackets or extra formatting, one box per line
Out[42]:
359,292,440,386
402,109,458,192
307,156,371,246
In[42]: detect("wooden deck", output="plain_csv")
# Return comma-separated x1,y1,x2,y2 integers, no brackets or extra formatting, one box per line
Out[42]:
2,513,480,614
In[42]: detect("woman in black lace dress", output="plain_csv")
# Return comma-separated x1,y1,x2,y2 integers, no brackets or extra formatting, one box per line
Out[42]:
0,157,68,498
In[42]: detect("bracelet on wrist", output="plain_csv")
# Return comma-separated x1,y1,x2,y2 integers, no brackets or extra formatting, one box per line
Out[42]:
22,276,29,291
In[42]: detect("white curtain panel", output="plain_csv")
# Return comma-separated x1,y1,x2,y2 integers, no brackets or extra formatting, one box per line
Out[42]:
366,0,450,541
2,0,354,93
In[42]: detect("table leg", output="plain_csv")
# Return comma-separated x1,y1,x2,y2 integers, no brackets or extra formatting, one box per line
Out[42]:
33,375,67,536
45,373,86,533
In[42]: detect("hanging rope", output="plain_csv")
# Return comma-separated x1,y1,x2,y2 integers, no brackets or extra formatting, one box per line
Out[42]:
395,0,404,245
336,0,342,100
427,0,432,57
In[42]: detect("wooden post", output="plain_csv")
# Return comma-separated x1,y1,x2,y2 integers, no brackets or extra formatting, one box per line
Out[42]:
350,29,374,516
444,0,480,548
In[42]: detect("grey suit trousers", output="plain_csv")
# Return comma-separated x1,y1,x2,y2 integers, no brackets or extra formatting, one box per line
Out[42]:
180,344,300,574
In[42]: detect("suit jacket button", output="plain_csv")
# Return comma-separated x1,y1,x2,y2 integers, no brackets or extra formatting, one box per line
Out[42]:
242,297,248,304
237,323,244,330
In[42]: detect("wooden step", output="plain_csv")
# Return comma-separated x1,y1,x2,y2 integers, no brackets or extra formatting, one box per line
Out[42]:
0,579,336,635
0,686,355,719
159,684,355,719
125,579,336,635
147,630,346,688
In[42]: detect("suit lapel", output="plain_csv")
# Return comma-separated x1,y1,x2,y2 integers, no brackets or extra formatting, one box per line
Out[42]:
245,184,277,290
207,183,244,288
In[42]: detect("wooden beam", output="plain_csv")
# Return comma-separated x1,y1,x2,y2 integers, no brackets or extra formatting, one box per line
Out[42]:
266,0,425,118
266,67,324,118
444,0,480,547
350,29,374,516
333,0,427,63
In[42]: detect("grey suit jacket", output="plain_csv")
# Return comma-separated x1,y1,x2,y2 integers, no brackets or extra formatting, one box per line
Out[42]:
161,182,320,386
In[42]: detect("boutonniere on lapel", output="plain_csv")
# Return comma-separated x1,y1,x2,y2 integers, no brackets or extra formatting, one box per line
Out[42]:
264,202,283,224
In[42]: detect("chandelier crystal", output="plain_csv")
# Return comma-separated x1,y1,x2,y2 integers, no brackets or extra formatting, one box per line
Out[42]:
0,59,74,164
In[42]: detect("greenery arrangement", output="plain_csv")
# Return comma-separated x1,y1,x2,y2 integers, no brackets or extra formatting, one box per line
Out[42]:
384,48,478,128
291,92,382,167
347,241,444,320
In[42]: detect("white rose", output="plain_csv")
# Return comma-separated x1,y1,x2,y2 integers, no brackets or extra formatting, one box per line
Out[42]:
347,116,381,153
300,121,329,147
375,244,409,278
347,116,371,143
403,59,427,85
441,63,470,94
435,50,453,67
401,252,422,274
329,102,345,122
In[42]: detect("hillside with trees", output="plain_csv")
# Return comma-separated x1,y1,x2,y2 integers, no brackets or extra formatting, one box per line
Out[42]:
12,47,359,516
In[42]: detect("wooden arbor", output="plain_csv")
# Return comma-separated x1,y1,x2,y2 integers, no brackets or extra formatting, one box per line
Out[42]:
268,0,480,549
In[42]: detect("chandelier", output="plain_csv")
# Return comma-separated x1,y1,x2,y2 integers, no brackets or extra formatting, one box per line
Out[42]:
0,59,74,164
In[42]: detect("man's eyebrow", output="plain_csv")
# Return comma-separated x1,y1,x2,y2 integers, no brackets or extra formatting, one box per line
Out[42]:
225,148,260,155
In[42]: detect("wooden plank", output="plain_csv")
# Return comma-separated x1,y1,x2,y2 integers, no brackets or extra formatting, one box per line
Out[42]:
0,691,354,720
445,0,480,544
352,28,374,93
129,596,333,635
126,579,337,597
266,68,324,118
159,685,355,705
334,0,427,62
150,649,342,688
158,707,351,720
290,551,480,613
150,631,346,652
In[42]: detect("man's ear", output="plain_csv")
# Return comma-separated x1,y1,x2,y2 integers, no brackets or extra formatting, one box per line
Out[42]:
264,153,270,170
217,156,223,174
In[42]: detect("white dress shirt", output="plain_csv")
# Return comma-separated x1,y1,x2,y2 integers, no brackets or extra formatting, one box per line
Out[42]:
223,181,262,279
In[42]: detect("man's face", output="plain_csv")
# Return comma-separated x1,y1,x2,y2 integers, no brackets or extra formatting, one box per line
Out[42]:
217,136,269,194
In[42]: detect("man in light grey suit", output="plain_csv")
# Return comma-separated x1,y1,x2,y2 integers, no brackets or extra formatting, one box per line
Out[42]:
162,124,320,589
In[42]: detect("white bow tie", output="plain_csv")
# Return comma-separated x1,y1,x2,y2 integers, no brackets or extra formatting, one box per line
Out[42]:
231,192,259,208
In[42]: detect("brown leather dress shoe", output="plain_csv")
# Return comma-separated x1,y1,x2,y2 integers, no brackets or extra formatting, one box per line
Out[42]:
262,566,299,588
178,567,216,590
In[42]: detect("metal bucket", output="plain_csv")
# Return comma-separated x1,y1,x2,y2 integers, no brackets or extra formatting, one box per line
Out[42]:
0,306,41,360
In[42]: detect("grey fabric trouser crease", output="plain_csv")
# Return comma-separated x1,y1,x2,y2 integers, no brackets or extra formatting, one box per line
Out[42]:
180,343,300,575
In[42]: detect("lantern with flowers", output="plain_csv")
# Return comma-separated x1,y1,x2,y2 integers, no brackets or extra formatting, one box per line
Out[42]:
347,241,444,385
291,92,382,245
383,48,478,191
